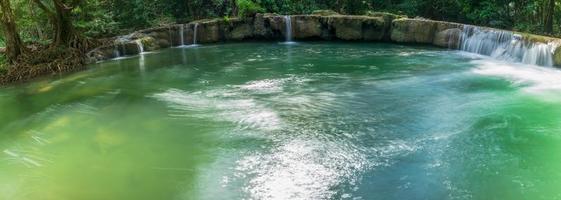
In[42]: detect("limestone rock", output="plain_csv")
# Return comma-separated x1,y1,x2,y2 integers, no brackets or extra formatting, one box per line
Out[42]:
226,18,254,40
433,28,461,48
292,15,323,39
391,19,437,43
362,17,387,41
140,36,159,51
197,19,224,43
253,13,272,38
123,42,140,55
329,16,364,40
554,46,561,67
328,16,386,41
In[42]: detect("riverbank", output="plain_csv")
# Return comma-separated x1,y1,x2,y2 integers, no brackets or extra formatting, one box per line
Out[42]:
2,11,561,85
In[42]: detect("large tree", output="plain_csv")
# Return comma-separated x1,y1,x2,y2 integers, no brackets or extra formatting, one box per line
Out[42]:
0,0,25,63
544,0,555,33
32,0,85,49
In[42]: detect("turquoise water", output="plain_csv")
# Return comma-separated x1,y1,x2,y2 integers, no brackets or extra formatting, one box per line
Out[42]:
1,42,561,199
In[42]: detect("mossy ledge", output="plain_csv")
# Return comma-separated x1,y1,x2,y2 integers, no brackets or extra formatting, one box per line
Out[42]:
8,12,561,85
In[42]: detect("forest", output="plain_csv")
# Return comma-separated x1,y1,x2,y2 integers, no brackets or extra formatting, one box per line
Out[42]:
0,0,560,81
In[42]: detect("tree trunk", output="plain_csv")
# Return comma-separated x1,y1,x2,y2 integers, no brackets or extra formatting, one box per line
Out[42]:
0,0,25,63
544,0,555,34
51,0,83,48
32,0,85,49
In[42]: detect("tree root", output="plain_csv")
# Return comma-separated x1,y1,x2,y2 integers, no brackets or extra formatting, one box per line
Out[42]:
0,46,87,84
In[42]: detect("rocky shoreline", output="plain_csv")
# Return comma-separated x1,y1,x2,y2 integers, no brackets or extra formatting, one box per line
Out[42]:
87,12,561,66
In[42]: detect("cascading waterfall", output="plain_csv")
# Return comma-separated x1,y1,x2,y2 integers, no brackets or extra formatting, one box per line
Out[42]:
135,40,144,54
193,23,199,45
180,25,185,46
113,45,121,58
459,25,557,66
120,42,127,56
284,15,293,42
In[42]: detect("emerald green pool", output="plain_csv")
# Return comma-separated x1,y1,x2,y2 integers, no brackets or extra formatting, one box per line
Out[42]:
1,42,561,199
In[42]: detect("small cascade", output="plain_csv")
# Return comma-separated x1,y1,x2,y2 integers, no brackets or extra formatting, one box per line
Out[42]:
168,27,174,46
135,40,144,54
180,25,185,46
193,23,199,45
113,45,121,58
284,15,293,42
459,25,556,67
120,42,127,56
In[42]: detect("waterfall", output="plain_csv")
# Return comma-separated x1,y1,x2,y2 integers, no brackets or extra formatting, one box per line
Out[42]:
284,15,293,42
120,42,127,56
135,40,144,54
113,45,121,58
180,25,185,46
459,25,556,67
193,23,199,45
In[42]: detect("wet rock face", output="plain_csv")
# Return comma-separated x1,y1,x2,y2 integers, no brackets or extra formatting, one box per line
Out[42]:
433,28,462,48
292,15,323,39
226,18,254,40
87,13,561,67
554,47,561,66
197,20,222,43
391,19,437,43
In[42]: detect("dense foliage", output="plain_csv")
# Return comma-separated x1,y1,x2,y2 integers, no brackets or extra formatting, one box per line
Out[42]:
4,0,561,42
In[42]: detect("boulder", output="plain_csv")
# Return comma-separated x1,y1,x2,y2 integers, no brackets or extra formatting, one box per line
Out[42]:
433,28,461,48
391,18,437,43
329,16,364,40
86,45,116,63
139,36,159,51
253,13,272,38
197,19,224,43
156,39,171,48
292,15,323,39
362,16,387,41
328,16,386,41
554,47,561,67
265,14,285,39
226,18,254,40
122,42,140,55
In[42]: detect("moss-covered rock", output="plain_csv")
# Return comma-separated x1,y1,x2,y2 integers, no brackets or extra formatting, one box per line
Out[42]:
226,18,254,40
156,39,171,48
311,10,340,16
391,19,437,43
367,11,407,20
253,13,272,38
265,15,285,38
292,15,323,39
197,19,224,43
139,36,159,51
122,42,140,55
554,46,561,67
86,45,116,63
433,28,461,48
362,16,388,41
329,16,363,40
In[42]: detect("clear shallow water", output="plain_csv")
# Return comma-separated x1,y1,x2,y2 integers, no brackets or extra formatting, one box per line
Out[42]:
1,42,561,199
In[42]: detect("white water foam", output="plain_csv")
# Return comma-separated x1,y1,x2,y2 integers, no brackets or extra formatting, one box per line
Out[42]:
152,88,282,131
471,59,561,94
